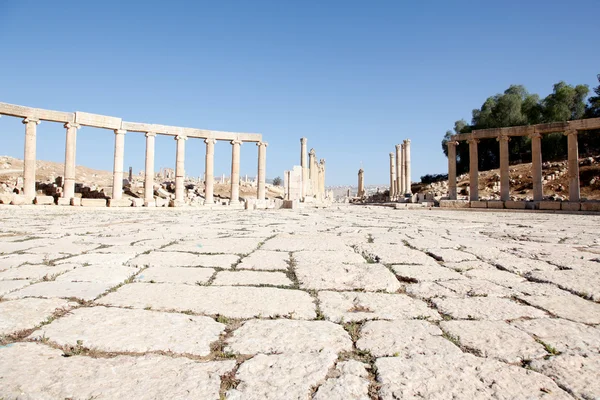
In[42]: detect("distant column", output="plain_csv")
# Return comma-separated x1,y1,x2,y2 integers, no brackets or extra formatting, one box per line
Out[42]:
230,139,242,204
566,130,580,202
204,138,216,205
530,132,543,201
22,118,40,200
498,134,510,201
398,144,404,196
447,140,458,200
358,168,365,197
319,159,326,194
309,149,317,195
389,153,396,198
256,142,268,201
112,129,126,201
144,132,156,206
300,137,308,199
62,122,80,200
404,139,412,195
174,135,187,204
468,137,479,201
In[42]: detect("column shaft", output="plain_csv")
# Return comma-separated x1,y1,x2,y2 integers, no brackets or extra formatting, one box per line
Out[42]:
530,132,543,201
144,132,156,205
300,138,308,198
398,144,404,196
389,153,396,198
175,135,187,204
22,118,40,200
468,138,479,201
204,139,216,205
498,135,510,201
404,139,412,195
309,150,317,195
358,169,364,197
257,142,268,201
63,123,79,199
112,130,126,200
447,141,457,200
320,160,326,194
230,140,242,204
567,130,580,202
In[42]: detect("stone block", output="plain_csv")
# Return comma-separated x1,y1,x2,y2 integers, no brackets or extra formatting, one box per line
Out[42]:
581,202,600,212
470,201,487,208
561,202,581,211
10,195,30,205
81,198,107,207
487,201,504,209
108,198,132,207
504,201,527,209
144,199,156,207
525,201,539,210
34,196,55,205
131,198,144,207
283,200,301,209
169,199,186,207
155,198,168,207
70,198,81,206
439,200,470,209
539,201,561,210
56,198,71,206
0,194,13,204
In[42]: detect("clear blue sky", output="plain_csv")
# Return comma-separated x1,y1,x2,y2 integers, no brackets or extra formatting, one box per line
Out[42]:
1,0,598,186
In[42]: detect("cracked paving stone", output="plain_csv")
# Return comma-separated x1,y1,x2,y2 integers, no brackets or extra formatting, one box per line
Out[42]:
134,266,214,285
440,320,547,363
54,253,134,267
0,254,47,271
518,295,600,324
0,342,235,399
443,260,499,272
376,353,572,399
313,360,370,400
357,320,461,358
237,250,290,271
432,297,548,320
464,268,526,286
212,270,292,287
531,353,600,400
31,306,225,356
128,251,239,269
4,281,114,301
296,261,401,292
162,237,261,254
437,279,516,297
318,291,440,322
0,264,77,281
0,298,75,335
0,280,31,296
260,233,350,252
405,281,458,299
225,319,352,354
391,264,465,282
359,243,440,266
527,269,600,301
54,265,139,285
511,318,600,355
427,248,478,263
98,283,316,319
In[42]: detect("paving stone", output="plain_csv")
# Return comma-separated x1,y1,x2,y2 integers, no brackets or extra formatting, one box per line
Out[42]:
511,282,574,297
0,279,31,296
0,254,47,271
32,306,224,356
357,320,461,357
128,251,239,269
318,291,440,322
464,268,527,286
99,283,316,319
405,281,457,299
227,352,337,400
212,270,292,286
0,263,77,281
135,266,214,285
293,250,366,265
5,281,114,301
0,298,75,335
226,319,352,354
360,243,440,266
440,320,546,363
376,353,571,399
432,297,548,320
427,248,478,263
518,295,600,324
511,318,600,355
437,279,515,297
162,237,261,254
0,342,235,399
313,360,370,400
54,253,134,267
237,250,290,270
391,264,465,282
443,260,499,271
54,265,139,284
493,253,558,275
531,354,600,400
528,269,600,301
0,239,50,255
261,234,349,252
297,262,401,292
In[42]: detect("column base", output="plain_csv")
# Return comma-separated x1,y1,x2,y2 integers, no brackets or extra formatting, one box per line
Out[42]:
144,199,156,207
57,198,72,206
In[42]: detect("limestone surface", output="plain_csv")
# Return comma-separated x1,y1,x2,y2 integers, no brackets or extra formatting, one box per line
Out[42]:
296,262,401,292
5,281,113,301
531,354,600,400
432,297,548,320
135,266,214,285
0,263,76,281
237,250,290,270
129,251,239,269
0,298,74,335
0,279,31,296
163,237,260,254
511,318,600,355
518,295,600,324
313,360,370,400
54,265,139,284
212,270,292,286
391,264,465,282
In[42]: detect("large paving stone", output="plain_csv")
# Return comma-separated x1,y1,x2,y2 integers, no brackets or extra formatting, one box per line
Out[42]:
511,318,600,355
360,243,439,266
493,253,558,275
518,295,600,324
528,269,600,301
440,320,546,363
464,268,526,286
54,265,139,285
54,253,134,267
0,254,47,271
357,320,461,358
5,281,114,301
427,248,478,263
531,354,600,400
293,250,366,266
313,360,370,400
376,353,572,400
32,306,224,356
98,283,316,319
135,266,214,285
128,251,239,269
391,264,465,282
405,281,458,299
0,263,77,281
261,234,349,252
162,237,260,254
237,250,290,270
432,297,548,320
226,319,352,354
318,291,440,322
0,342,235,399
0,279,31,296
437,279,515,297
297,262,401,292
442,260,498,272
212,271,292,286
0,298,75,335
227,352,337,399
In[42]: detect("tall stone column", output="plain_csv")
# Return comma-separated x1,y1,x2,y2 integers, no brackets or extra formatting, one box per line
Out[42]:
319,159,326,194
204,138,216,205
498,134,510,201
22,118,40,200
404,139,412,195
230,139,242,204
396,144,403,196
566,130,580,202
144,132,156,206
174,135,187,204
300,137,308,199
468,138,479,201
389,153,396,198
62,122,79,200
447,140,458,200
112,129,126,201
358,169,365,197
530,132,543,201
309,149,317,195
256,142,268,201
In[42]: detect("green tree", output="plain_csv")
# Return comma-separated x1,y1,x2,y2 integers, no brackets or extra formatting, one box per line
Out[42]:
542,81,589,122
272,176,282,186
586,74,600,118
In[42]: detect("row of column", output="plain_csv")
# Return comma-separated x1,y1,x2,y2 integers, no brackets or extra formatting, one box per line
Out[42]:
388,139,411,198
300,137,326,199
20,119,268,206
447,130,580,202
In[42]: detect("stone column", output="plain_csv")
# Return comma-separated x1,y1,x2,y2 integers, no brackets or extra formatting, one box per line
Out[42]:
144,132,156,206
566,130,580,202
309,149,317,195
358,169,365,197
62,122,80,200
389,153,396,198
204,138,216,205
174,135,187,204
22,118,40,200
396,144,403,196
230,139,242,204
530,132,543,201
256,142,268,201
498,134,510,201
300,138,308,199
319,159,326,194
404,139,412,195
112,129,126,201
447,140,458,200
468,138,479,201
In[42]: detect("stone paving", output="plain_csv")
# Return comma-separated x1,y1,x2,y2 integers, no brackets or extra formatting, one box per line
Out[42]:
0,205,599,399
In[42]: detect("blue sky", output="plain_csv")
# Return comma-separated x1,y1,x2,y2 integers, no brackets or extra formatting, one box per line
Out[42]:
0,0,598,186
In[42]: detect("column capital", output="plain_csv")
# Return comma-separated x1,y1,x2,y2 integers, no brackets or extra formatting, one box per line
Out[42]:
175,135,188,141
256,141,268,148
145,132,157,138
446,140,459,147
389,152,394,158
205,138,217,145
564,129,578,137
22,117,40,125
528,132,542,139
395,144,401,150
467,137,479,145
496,133,510,142
300,137,307,144
404,139,411,145
64,122,80,129
231,139,242,146
114,129,126,135
309,148,316,155
320,158,326,165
